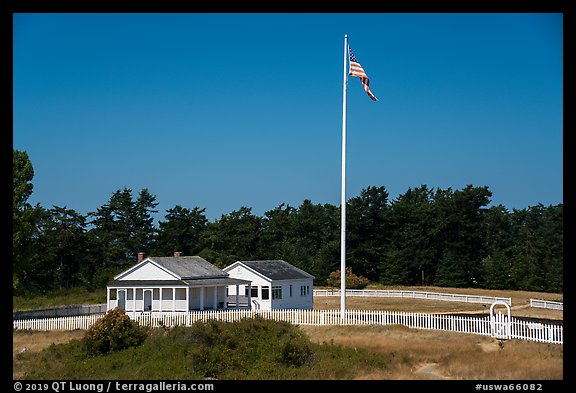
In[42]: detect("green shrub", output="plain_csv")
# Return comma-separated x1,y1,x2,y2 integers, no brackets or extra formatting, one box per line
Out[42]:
18,317,394,379
279,333,313,367
83,307,148,355
178,317,314,377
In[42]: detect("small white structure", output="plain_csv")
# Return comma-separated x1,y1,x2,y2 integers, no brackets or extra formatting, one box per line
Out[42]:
223,260,314,310
107,252,251,316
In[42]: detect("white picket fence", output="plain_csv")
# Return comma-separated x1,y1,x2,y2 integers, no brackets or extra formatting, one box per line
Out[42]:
530,299,563,310
14,313,102,331
314,289,512,305
13,308,562,345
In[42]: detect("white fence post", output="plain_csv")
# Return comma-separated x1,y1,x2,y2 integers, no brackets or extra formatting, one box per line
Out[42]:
530,299,563,310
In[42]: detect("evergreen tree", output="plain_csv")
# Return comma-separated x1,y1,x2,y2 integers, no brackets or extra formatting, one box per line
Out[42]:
432,185,492,287
382,185,436,285
260,203,302,263
86,188,159,282
13,170,562,295
13,149,39,293
32,206,88,290
347,186,390,281
479,205,514,289
200,207,263,267
155,205,208,256
132,188,159,253
508,204,563,291
290,200,340,280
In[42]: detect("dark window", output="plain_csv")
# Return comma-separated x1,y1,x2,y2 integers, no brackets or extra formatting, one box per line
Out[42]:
261,286,270,300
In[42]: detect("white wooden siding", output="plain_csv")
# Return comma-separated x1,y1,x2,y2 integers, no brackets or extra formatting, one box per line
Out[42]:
118,261,177,281
225,264,313,310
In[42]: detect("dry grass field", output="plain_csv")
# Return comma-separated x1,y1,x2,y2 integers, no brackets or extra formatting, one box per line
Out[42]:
300,325,563,380
13,322,563,380
13,330,86,380
314,285,563,321
309,286,563,379
12,286,563,380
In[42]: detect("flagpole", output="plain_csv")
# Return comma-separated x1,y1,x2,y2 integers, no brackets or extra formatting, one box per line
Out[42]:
340,34,348,321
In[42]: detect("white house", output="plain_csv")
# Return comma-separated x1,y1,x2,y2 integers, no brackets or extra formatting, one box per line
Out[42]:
223,260,314,310
107,252,251,316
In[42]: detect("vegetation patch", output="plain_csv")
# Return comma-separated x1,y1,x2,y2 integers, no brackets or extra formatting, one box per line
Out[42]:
15,317,390,380
13,287,106,311
83,308,148,355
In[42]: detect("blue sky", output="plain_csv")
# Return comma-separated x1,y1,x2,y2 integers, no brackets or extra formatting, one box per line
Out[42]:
13,13,563,222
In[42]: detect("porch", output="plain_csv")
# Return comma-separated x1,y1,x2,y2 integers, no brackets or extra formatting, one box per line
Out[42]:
107,277,252,314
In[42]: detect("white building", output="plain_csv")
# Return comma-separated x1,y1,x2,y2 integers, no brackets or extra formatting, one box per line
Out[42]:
223,260,314,310
107,252,251,316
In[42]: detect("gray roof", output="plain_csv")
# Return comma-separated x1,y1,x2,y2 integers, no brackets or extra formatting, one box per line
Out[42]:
108,277,250,287
182,277,251,287
238,260,315,281
108,279,188,287
150,256,228,279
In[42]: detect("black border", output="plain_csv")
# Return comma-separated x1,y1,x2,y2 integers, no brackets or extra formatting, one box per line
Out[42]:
5,0,573,390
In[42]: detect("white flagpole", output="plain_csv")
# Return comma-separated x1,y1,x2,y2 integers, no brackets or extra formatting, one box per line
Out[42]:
340,34,348,321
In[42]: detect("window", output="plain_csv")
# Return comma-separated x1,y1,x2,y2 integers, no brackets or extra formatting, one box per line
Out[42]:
272,286,282,300
261,286,270,300
175,288,186,300
300,285,310,296
251,286,258,298
162,289,173,300
245,286,258,297
289,284,293,297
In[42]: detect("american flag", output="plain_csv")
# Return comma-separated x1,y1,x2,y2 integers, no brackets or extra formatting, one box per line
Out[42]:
348,46,377,101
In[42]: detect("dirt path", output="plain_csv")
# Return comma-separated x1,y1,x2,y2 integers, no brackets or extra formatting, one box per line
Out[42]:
413,340,503,380
415,362,447,380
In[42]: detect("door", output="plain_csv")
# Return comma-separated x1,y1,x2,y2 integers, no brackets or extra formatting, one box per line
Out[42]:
118,290,126,310
144,289,152,311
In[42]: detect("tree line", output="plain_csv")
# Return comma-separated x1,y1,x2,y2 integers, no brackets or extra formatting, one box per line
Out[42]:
13,149,563,296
